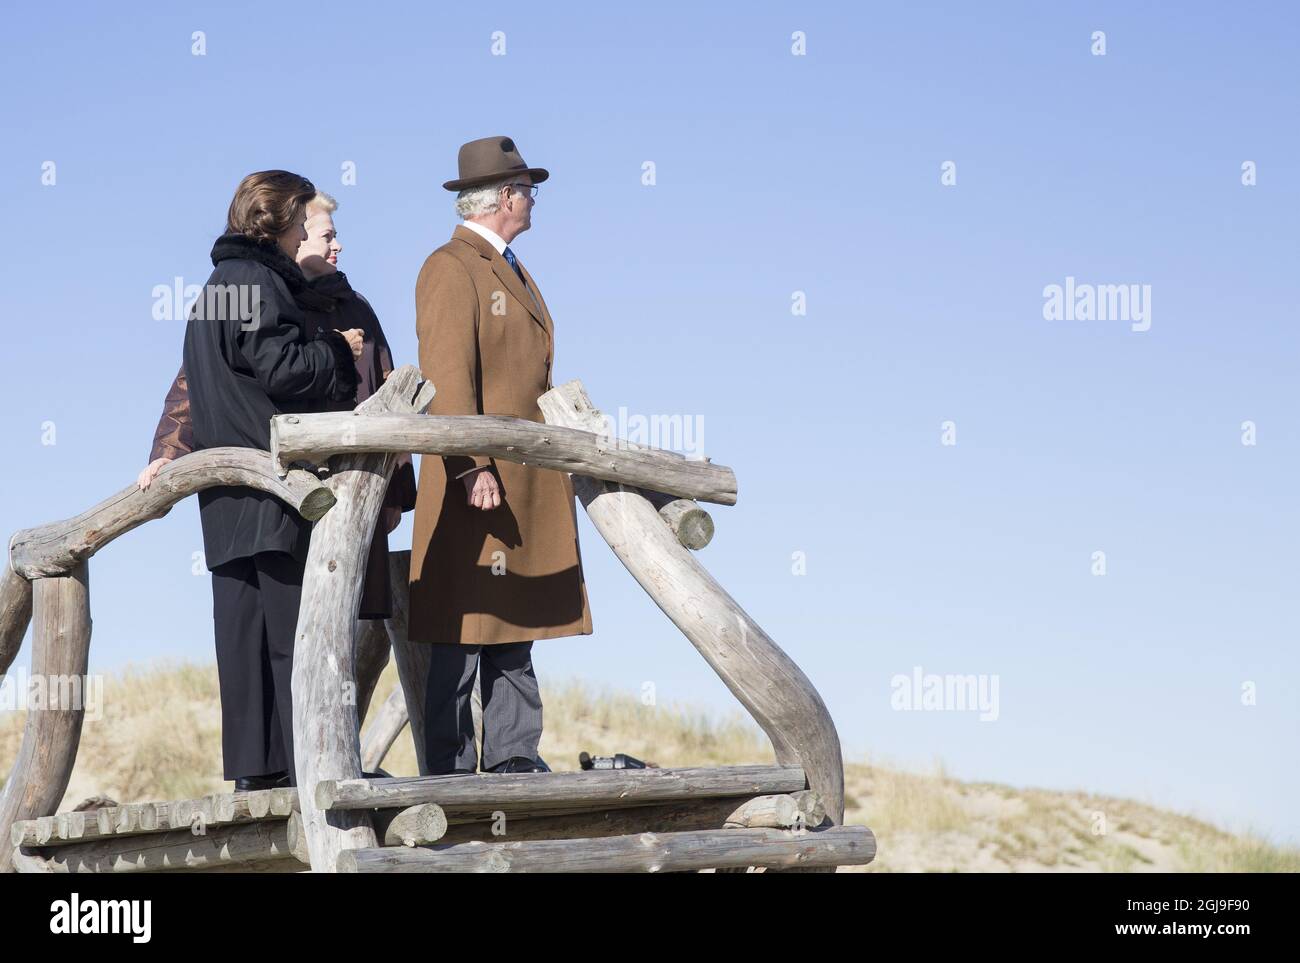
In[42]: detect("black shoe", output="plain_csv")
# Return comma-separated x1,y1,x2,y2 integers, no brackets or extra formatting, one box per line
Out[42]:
486,756,548,774
234,771,291,791
361,769,391,780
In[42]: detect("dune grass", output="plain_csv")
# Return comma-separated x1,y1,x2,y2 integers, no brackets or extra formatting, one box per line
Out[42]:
1,660,1294,872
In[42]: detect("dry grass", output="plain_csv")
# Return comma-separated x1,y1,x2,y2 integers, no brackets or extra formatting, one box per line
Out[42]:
2,660,1295,873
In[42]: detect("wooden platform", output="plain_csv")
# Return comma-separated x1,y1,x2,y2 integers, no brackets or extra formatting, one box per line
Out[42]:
10,766,875,873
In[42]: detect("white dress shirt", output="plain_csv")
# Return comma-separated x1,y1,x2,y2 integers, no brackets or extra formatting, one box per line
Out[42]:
462,219,508,255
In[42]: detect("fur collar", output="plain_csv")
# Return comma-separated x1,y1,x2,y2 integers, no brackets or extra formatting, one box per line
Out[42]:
211,233,307,289
210,233,335,311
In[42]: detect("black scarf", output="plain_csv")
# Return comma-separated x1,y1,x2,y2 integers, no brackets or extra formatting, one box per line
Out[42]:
304,270,357,312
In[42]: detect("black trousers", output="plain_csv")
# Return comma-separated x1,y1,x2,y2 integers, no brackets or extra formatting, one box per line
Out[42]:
210,551,304,782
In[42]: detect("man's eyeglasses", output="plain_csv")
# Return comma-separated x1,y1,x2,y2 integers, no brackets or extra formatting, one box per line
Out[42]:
505,182,539,199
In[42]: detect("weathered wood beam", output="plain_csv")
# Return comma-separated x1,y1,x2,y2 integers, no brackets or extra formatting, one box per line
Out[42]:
292,365,432,871
354,616,390,725
36,819,305,873
538,381,846,829
376,803,448,847
0,562,92,873
790,789,828,830
11,788,300,848
360,685,409,774
644,491,715,550
319,764,806,812
185,857,307,874
8,449,335,578
382,550,428,775
435,793,814,846
339,825,875,873
269,412,737,506
10,846,53,873
0,557,33,679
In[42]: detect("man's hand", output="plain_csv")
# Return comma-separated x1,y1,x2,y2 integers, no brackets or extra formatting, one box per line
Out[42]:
462,468,501,510
137,457,172,491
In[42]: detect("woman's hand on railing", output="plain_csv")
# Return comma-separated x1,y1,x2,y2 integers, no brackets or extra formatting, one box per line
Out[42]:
136,457,172,491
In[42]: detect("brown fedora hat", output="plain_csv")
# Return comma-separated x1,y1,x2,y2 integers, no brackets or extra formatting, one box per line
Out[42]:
442,136,550,191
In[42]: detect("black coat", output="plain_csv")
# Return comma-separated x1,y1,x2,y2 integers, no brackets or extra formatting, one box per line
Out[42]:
182,233,359,569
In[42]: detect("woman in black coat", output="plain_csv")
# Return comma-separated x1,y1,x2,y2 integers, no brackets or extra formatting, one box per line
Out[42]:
139,193,417,622
177,170,363,790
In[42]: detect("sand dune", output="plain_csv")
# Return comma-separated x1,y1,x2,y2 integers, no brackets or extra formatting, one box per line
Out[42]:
1,660,1292,872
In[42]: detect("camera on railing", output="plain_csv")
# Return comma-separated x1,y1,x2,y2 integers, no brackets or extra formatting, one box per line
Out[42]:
579,751,648,771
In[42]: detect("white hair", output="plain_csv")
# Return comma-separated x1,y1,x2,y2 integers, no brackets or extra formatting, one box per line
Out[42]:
455,177,514,220
309,191,339,214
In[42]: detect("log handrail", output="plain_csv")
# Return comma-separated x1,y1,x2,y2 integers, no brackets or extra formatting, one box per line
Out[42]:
269,411,737,505
1,450,334,870
0,558,33,680
8,448,335,579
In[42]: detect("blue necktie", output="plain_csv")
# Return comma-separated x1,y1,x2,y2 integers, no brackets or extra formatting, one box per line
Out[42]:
503,246,524,282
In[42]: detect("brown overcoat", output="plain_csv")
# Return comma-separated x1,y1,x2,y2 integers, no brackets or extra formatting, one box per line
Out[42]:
408,225,593,645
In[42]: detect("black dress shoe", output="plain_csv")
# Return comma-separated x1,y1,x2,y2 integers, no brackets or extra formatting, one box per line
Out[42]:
486,756,548,774
234,771,291,791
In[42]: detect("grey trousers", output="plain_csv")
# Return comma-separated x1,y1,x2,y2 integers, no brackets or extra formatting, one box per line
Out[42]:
423,640,541,773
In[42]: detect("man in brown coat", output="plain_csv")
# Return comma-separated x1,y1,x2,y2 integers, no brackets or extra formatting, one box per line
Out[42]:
410,137,593,775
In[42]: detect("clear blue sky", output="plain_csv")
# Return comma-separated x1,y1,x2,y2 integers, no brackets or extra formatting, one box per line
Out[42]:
1,2,1296,843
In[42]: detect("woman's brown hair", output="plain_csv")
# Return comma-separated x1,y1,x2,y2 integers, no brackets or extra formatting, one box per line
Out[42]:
225,170,317,244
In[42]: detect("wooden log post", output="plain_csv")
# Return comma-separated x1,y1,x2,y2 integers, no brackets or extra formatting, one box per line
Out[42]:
382,549,429,774
0,561,93,873
359,684,408,773
0,556,33,680
538,381,846,828
289,365,434,872
9,449,334,578
353,616,390,726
